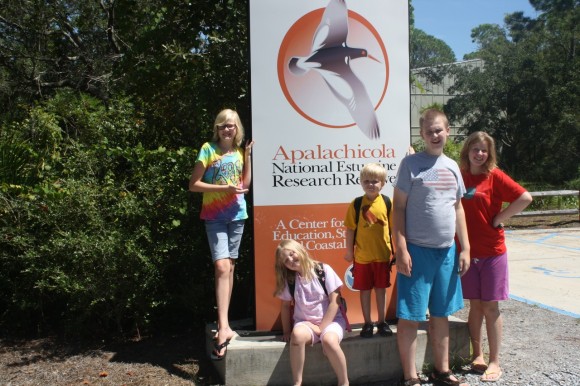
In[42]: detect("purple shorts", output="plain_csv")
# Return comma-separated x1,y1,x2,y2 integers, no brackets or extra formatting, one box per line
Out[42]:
461,252,509,302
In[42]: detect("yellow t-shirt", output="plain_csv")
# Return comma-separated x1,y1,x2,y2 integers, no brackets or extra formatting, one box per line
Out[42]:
344,195,393,264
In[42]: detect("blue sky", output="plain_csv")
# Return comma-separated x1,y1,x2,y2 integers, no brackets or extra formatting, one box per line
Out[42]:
412,0,540,60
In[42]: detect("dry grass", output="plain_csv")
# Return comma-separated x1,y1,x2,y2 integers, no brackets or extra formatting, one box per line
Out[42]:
504,213,579,230
0,333,213,386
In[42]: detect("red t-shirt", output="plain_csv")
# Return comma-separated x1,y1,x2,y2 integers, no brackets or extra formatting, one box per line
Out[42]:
461,168,526,258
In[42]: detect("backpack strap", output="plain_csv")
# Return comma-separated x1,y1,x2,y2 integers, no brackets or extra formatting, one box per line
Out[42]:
288,279,295,299
289,262,327,298
314,262,328,296
382,194,395,262
353,196,364,243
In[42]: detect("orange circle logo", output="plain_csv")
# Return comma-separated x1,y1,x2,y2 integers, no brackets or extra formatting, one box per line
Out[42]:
278,3,389,139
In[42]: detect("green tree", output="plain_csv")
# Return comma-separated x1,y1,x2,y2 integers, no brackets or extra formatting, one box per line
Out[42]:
409,1,457,88
410,29,456,69
0,0,250,146
110,0,250,147
0,92,222,337
0,0,119,116
446,0,579,184
0,0,254,338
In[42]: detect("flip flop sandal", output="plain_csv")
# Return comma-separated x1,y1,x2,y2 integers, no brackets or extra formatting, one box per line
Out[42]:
470,362,488,374
213,330,237,342
211,340,230,361
429,369,468,386
400,378,421,386
213,334,234,342
481,369,502,382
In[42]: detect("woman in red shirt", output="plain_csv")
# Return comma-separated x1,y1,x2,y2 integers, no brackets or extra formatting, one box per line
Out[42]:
459,131,532,382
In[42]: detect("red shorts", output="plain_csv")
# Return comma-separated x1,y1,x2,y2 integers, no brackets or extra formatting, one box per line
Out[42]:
352,261,391,291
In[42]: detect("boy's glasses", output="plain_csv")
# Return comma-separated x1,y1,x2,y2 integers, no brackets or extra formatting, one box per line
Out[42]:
217,123,236,130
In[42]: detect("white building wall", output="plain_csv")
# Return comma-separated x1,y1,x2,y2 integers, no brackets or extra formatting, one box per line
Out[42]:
410,59,484,144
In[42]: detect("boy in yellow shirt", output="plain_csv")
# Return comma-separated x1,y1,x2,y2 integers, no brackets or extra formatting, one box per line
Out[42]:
344,163,394,338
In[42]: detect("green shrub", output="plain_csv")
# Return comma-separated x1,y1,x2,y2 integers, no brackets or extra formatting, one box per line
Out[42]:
0,92,249,338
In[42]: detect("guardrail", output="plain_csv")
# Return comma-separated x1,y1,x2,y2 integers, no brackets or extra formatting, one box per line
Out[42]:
515,190,579,221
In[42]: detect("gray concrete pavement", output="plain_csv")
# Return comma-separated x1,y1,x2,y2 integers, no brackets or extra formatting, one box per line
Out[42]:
505,227,580,318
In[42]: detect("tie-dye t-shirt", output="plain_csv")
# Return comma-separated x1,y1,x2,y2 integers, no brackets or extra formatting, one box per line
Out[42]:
196,142,248,221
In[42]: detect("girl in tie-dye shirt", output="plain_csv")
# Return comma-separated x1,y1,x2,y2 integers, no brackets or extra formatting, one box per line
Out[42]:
189,109,254,360
197,141,247,221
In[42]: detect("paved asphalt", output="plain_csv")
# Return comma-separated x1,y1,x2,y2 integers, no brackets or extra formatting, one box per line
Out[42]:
505,227,580,318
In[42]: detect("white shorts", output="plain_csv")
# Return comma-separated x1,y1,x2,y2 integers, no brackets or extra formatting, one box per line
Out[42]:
294,321,344,346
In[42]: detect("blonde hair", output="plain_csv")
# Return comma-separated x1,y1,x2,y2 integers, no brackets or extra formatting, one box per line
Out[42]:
361,163,387,182
419,108,449,131
211,109,245,147
459,131,498,174
273,239,317,296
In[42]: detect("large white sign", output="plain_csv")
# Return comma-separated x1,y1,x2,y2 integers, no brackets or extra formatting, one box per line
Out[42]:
250,0,410,330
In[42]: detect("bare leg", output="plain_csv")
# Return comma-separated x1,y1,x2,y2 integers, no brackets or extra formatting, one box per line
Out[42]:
321,332,349,386
360,290,372,323
225,259,235,333
397,319,419,380
375,288,386,323
290,324,312,386
429,316,450,372
429,317,468,385
215,258,235,355
228,259,236,306
482,300,502,378
468,299,486,365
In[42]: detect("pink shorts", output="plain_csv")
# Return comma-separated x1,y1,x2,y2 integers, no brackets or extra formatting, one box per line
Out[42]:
461,252,509,301
352,261,390,291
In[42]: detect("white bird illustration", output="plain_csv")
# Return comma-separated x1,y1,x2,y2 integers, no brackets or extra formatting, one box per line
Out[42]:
288,0,381,139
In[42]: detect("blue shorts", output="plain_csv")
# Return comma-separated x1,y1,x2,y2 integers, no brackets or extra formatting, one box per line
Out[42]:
396,242,464,321
205,219,245,262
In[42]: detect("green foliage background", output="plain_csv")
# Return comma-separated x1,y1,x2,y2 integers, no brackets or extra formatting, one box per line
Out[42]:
0,92,254,338
0,0,577,339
